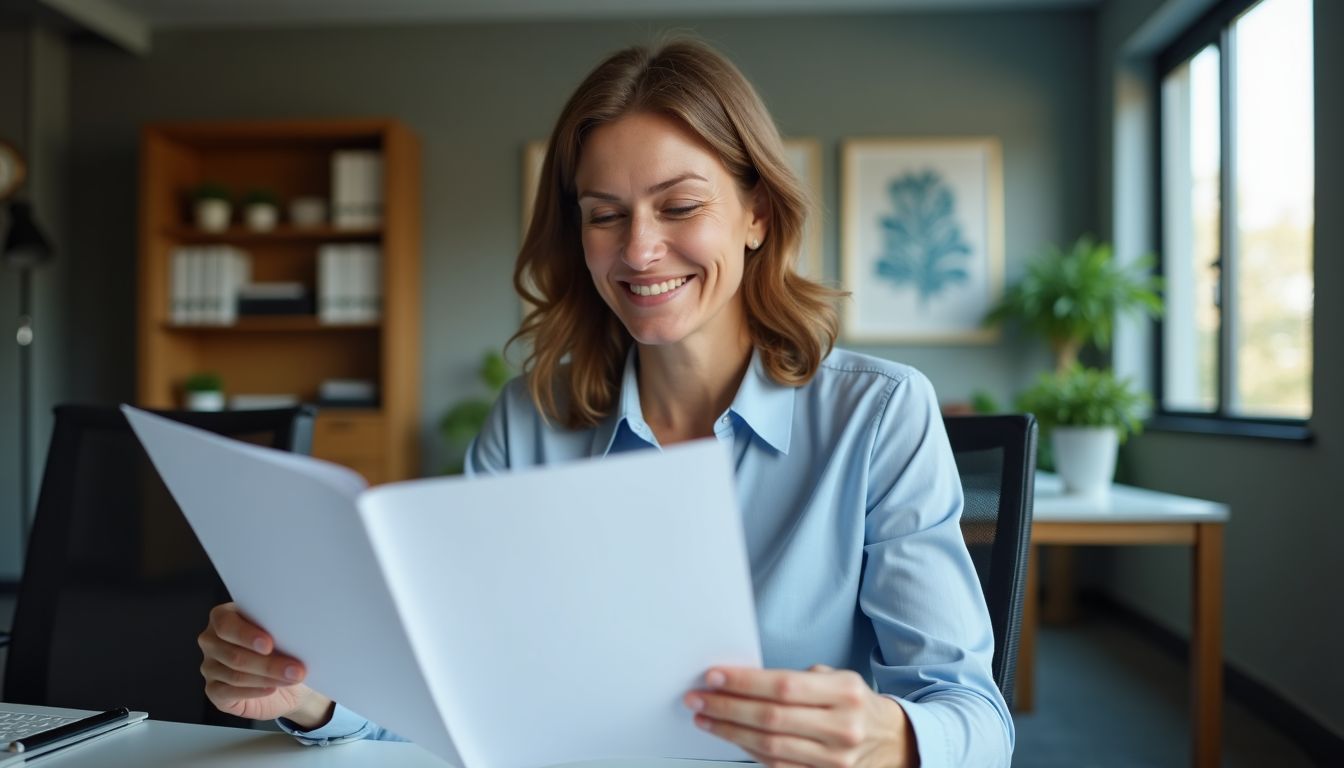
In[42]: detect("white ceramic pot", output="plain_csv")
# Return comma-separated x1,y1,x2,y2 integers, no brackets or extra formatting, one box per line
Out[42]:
244,203,279,231
1051,426,1119,496
194,199,231,232
185,390,226,411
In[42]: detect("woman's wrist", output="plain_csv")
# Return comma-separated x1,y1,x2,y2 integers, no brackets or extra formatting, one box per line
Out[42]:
282,692,336,731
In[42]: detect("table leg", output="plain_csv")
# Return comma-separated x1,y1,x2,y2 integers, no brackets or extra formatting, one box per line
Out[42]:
1191,523,1223,768
1016,544,1039,712
1043,545,1077,624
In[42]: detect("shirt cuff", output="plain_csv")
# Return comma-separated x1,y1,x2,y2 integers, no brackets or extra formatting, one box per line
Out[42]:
884,694,948,768
276,703,375,745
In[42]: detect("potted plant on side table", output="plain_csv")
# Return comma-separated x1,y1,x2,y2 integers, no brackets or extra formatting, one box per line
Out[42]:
985,235,1163,494
1017,365,1148,495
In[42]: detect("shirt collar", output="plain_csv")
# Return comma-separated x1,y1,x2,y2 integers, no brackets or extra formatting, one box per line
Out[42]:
728,348,795,455
592,346,647,456
594,346,795,456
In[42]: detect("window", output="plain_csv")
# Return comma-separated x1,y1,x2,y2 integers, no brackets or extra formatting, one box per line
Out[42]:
1157,0,1314,431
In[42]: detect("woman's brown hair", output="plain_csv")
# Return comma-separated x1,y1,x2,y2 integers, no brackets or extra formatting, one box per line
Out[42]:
512,37,842,428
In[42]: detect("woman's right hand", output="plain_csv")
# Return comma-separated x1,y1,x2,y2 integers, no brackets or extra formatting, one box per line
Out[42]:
198,602,334,728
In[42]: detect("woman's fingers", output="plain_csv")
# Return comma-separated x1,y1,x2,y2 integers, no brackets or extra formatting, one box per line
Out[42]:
686,690,859,747
701,666,870,708
198,626,305,684
205,680,278,703
200,658,296,690
208,602,274,654
694,714,842,767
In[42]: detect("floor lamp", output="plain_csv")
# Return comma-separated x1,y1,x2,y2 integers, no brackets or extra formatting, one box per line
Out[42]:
3,199,53,560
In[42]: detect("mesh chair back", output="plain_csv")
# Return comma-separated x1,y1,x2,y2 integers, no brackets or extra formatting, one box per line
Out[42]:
4,404,315,725
944,414,1037,703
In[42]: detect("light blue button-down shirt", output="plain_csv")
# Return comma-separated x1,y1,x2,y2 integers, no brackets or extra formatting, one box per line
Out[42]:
280,346,1012,767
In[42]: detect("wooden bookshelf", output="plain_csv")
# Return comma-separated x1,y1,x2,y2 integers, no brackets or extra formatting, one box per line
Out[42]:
137,119,422,485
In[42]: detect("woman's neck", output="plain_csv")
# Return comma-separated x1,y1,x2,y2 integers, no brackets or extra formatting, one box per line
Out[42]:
636,328,753,446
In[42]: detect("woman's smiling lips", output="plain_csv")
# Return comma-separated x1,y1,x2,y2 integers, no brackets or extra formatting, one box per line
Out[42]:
619,275,695,306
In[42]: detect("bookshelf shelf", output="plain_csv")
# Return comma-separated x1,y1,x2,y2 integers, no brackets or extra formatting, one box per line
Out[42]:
164,225,383,244
138,119,422,485
162,318,381,333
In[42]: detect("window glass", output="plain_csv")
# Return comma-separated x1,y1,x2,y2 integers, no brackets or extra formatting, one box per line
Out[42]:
1161,45,1221,413
1229,0,1313,418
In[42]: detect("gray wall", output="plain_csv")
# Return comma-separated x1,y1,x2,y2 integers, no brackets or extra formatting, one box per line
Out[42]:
1096,0,1344,740
57,10,1092,477
0,20,70,581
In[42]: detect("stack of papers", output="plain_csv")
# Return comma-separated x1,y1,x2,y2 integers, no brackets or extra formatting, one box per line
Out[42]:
122,406,762,768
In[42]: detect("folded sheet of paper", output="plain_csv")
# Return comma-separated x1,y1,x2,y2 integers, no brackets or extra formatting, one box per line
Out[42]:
122,406,762,768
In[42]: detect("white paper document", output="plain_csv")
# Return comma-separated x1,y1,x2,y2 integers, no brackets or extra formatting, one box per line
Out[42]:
121,406,762,768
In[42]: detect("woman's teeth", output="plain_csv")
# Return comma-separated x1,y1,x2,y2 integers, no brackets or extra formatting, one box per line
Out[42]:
627,277,689,297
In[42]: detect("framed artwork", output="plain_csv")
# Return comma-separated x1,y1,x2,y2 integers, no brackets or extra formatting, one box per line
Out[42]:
781,138,824,283
521,139,547,237
521,137,824,279
841,137,1003,343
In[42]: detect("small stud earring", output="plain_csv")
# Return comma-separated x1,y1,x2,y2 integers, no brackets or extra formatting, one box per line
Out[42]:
749,238,760,250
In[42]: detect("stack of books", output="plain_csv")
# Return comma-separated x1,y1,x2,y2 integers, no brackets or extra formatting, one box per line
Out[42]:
317,244,382,324
237,282,314,317
331,150,383,229
318,378,378,408
169,246,252,325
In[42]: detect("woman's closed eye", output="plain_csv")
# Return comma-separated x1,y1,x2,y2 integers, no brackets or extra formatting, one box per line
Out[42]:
662,202,702,217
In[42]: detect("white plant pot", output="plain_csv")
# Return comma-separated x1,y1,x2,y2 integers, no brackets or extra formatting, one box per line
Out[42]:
185,390,226,411
244,203,278,231
1052,426,1120,496
194,199,232,232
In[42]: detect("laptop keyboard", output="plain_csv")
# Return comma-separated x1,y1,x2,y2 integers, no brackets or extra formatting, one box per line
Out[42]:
0,710,77,743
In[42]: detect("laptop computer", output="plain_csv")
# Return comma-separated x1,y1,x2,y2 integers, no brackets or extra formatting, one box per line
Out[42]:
0,702,147,765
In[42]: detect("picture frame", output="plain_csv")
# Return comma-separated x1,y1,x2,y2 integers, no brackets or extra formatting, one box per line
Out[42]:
521,137,825,280
781,138,824,283
840,137,1003,344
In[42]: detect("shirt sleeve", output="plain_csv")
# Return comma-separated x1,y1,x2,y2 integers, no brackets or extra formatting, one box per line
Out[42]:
275,703,409,745
860,370,1014,768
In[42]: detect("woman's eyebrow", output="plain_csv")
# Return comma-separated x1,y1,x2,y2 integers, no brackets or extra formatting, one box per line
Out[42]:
578,172,709,202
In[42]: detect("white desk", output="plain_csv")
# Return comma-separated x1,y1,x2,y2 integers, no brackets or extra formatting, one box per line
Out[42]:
34,718,750,767
1023,473,1229,768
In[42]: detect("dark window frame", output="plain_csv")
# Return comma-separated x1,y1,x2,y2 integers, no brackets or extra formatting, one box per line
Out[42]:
1149,0,1314,443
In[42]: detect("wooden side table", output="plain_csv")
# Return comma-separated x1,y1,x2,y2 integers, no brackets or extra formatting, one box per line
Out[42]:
1018,473,1229,768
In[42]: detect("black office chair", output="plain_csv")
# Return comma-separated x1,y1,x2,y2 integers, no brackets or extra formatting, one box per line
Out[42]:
4,404,316,726
943,413,1037,704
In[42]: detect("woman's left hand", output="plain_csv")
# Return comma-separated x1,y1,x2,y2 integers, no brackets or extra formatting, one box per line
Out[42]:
684,664,918,768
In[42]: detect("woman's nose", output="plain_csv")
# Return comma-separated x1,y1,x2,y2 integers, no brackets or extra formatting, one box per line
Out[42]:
622,214,665,270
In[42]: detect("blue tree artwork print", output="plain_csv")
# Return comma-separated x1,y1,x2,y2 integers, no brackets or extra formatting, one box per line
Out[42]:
875,170,971,301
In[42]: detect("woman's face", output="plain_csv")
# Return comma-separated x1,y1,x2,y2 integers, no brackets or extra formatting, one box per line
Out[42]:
574,111,766,349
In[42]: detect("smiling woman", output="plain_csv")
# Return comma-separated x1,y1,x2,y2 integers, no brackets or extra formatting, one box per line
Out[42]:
196,37,1015,768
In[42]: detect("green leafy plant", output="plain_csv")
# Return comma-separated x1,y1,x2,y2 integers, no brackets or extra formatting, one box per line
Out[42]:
191,182,231,203
242,188,279,207
1016,365,1149,443
439,351,511,474
986,236,1162,372
183,371,223,393
969,390,1001,415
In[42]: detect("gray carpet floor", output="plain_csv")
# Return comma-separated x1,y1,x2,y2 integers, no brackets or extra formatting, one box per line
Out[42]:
1013,611,1318,767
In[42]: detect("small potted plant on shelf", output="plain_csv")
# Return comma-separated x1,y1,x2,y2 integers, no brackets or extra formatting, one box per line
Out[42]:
183,371,226,411
242,188,280,232
986,235,1163,372
1016,365,1148,495
192,183,232,232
